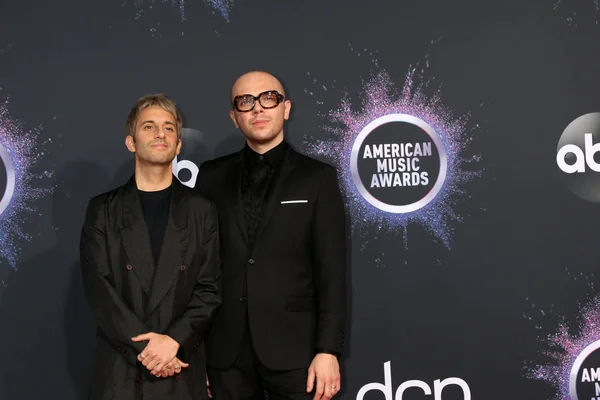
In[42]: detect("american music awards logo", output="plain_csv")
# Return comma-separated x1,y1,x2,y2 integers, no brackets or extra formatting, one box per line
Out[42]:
351,114,446,214
528,296,600,400
0,100,52,274
303,62,481,248
0,141,15,217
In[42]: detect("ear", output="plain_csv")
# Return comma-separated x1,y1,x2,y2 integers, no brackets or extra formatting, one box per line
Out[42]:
175,138,182,156
283,100,291,121
229,110,239,129
125,135,136,153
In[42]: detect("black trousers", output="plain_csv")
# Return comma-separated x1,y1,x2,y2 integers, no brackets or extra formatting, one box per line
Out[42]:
207,319,313,400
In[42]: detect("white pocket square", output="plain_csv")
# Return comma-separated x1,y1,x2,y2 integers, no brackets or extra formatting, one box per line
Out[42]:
281,200,308,204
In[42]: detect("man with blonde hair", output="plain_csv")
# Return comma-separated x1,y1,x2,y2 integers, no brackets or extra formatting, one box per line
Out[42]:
81,93,221,399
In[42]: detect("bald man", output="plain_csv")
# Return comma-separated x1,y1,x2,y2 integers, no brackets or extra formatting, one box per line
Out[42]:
194,71,347,400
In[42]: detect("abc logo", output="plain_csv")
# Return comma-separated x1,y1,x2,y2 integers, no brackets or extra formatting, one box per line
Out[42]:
556,113,600,202
172,128,204,188
0,142,15,216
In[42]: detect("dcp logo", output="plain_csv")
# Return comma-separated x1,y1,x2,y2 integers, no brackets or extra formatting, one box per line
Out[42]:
0,142,15,216
357,361,471,400
556,112,600,202
351,114,447,213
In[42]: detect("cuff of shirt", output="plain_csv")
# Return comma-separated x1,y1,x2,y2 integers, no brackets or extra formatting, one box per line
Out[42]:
316,348,340,357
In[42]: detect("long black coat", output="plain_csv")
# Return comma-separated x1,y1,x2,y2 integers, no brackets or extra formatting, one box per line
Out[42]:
195,145,347,371
80,177,221,400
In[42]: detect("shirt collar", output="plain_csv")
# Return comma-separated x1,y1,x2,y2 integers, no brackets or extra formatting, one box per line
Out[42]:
244,140,288,169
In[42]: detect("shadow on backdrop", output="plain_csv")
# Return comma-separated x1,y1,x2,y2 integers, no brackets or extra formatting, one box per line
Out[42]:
0,161,110,400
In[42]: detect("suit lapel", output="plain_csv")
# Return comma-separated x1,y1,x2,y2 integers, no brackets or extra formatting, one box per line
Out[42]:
227,151,249,246
254,146,297,241
145,179,189,317
120,177,155,295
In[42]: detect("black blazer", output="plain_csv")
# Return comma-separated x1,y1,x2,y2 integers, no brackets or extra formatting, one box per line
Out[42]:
195,145,346,370
80,177,221,400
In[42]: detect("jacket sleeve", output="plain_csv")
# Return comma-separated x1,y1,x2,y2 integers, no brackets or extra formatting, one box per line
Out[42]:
166,202,222,361
80,197,149,366
313,165,347,355
193,162,210,196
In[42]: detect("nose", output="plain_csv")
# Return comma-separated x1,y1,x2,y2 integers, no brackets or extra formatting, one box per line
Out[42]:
155,128,167,138
252,101,265,114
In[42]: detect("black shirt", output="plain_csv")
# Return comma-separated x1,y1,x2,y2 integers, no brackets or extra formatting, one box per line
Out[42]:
138,185,172,266
241,140,288,248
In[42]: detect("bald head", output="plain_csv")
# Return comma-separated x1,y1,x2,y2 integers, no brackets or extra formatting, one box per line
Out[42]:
230,71,286,101
228,70,292,154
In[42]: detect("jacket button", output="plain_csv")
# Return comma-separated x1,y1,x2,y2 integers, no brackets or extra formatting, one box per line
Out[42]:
239,296,247,303
126,264,133,271
248,259,255,265
180,265,186,271
136,376,142,383
175,375,180,382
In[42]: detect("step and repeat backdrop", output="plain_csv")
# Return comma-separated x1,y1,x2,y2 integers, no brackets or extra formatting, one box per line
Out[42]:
1,0,600,399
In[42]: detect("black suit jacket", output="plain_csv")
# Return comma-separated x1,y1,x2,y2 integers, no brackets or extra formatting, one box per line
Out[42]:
195,145,346,370
80,177,221,400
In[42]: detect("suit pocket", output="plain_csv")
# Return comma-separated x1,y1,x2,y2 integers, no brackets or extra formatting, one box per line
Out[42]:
280,203,309,211
285,297,315,312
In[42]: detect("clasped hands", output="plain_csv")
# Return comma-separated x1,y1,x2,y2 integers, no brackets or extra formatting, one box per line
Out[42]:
131,332,189,378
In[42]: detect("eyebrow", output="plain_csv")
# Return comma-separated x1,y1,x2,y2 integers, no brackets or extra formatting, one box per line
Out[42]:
234,90,281,98
139,120,176,125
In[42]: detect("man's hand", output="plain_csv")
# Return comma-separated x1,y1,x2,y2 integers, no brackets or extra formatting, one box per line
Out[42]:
158,356,189,378
206,374,212,398
132,333,180,375
306,353,340,400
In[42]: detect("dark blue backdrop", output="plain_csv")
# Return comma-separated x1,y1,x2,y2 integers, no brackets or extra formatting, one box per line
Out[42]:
2,0,600,399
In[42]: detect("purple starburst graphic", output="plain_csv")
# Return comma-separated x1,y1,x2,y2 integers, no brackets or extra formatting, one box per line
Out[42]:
0,99,52,283
303,67,480,248
124,0,236,23
527,295,600,399
553,0,600,27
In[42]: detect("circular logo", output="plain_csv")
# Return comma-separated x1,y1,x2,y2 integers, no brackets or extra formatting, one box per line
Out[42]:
0,142,15,216
556,112,600,202
350,114,447,213
173,128,207,188
570,340,600,400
